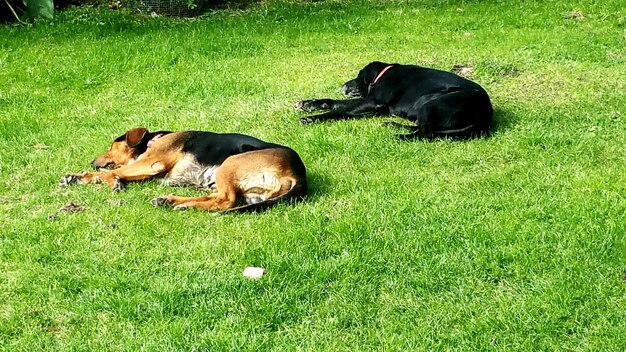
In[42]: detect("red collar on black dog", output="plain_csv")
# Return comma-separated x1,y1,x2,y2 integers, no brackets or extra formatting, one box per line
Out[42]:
373,65,394,84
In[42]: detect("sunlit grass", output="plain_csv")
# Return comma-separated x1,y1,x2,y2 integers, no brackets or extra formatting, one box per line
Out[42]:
1,1,625,350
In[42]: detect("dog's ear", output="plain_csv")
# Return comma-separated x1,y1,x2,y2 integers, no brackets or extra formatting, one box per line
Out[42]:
125,128,149,148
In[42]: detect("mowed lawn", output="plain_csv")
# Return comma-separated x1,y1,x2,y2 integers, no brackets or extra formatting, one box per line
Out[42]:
1,0,625,350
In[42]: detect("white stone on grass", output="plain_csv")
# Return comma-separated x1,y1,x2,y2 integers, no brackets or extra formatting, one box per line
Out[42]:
242,267,265,279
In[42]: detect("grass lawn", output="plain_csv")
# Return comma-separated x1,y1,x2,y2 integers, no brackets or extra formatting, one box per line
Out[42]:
1,0,625,350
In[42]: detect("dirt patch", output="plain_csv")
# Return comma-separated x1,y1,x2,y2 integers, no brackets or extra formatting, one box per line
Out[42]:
49,202,87,221
563,10,585,20
59,202,87,213
451,64,474,78
480,61,522,78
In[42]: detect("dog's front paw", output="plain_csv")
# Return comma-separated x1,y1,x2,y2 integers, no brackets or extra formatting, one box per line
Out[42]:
294,100,306,111
59,171,86,187
294,100,315,112
173,204,190,211
151,194,174,207
111,177,126,192
300,117,318,125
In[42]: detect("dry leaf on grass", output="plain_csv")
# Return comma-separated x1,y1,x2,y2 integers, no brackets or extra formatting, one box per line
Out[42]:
59,202,86,213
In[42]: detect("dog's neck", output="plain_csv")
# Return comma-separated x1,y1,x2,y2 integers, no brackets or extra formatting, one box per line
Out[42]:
136,132,169,161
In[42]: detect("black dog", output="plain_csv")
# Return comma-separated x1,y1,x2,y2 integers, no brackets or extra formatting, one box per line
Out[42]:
295,61,493,139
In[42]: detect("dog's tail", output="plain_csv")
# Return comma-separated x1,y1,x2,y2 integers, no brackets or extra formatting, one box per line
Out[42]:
429,123,489,139
429,124,476,138
221,180,308,214
399,124,483,140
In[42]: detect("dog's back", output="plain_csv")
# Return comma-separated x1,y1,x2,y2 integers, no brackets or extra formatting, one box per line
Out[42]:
179,131,282,166
372,65,490,105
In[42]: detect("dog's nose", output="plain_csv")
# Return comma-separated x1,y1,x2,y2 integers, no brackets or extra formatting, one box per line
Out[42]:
90,159,97,169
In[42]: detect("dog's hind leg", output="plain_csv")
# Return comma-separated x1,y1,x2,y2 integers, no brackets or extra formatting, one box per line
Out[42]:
397,90,491,140
151,194,215,208
151,191,238,211
392,98,444,140
152,159,241,211
178,196,237,211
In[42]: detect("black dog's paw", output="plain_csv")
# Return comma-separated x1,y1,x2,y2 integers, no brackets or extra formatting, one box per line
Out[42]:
396,133,417,140
59,171,86,187
384,121,406,129
295,99,332,112
294,100,315,112
294,100,306,112
300,117,318,125
111,177,126,192
383,121,399,129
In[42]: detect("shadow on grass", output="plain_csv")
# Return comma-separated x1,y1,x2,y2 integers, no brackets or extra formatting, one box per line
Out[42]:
491,107,516,135
304,170,333,200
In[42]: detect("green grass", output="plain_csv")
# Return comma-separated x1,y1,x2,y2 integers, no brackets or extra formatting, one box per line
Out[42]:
1,0,626,350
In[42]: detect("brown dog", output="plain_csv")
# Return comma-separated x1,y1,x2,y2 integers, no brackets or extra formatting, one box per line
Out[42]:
59,128,307,212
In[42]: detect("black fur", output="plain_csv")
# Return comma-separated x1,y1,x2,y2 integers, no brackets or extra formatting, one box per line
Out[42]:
178,131,284,166
295,61,493,139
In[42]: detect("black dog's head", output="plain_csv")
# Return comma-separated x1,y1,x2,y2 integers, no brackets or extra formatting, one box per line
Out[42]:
340,61,391,98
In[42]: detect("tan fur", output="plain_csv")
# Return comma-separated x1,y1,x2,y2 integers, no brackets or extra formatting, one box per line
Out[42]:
158,148,300,211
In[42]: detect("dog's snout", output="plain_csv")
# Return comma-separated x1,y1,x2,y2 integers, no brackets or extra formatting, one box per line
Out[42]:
341,86,362,98
341,84,359,97
340,79,363,98
91,158,115,170
340,84,349,96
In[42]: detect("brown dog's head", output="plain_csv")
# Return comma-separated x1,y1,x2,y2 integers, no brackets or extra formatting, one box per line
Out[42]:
91,128,150,170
